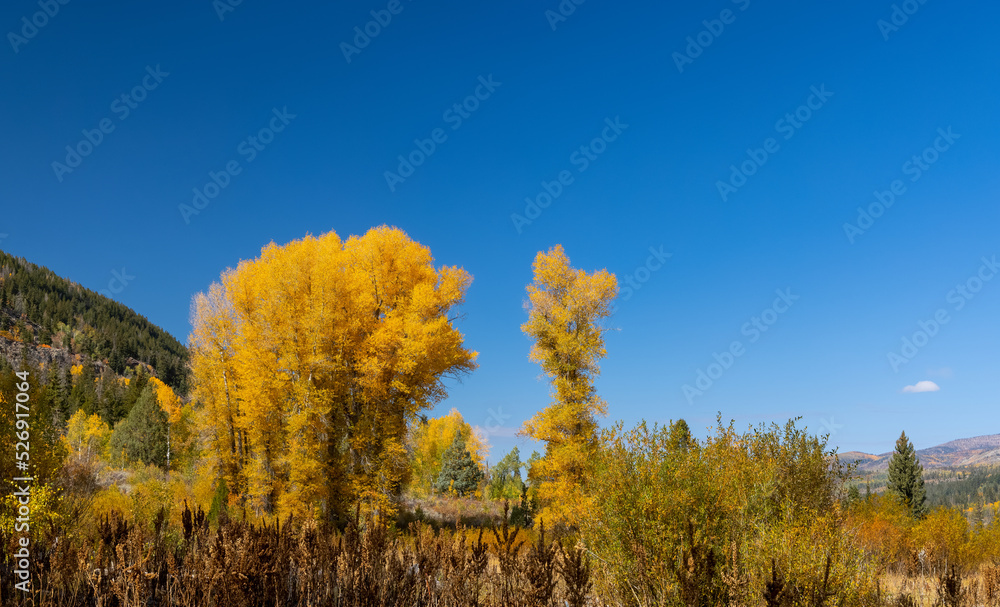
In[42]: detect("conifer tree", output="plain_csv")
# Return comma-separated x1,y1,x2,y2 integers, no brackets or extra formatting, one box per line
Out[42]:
109,384,168,467
435,431,484,496
886,430,927,518
847,484,861,505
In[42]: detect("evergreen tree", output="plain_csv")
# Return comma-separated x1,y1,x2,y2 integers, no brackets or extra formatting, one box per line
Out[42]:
886,430,927,518
109,345,125,374
109,384,168,467
435,431,484,496
846,484,861,506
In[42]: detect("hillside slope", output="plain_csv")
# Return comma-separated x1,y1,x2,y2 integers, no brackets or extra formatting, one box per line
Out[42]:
0,249,188,393
841,434,1000,472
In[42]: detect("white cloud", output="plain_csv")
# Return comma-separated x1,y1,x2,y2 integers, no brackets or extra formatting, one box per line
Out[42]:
901,380,940,394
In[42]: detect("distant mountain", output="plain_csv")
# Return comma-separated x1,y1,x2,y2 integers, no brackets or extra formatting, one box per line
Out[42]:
841,434,1000,472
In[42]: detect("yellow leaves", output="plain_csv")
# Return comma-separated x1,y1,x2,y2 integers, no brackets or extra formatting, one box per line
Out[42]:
520,245,617,529
149,376,182,423
0,482,61,540
70,364,83,377
63,409,111,462
408,408,486,496
190,225,477,520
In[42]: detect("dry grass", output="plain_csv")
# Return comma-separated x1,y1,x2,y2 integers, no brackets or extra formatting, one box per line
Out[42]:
1,501,589,607
881,564,1000,607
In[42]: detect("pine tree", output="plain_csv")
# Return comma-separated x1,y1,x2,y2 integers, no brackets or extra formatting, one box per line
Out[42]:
435,431,484,497
886,430,927,518
666,419,694,453
847,484,861,503
109,384,168,467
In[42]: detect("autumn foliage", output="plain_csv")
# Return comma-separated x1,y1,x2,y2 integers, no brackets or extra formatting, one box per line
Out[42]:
520,245,617,529
407,408,486,497
6,230,1000,607
189,226,477,522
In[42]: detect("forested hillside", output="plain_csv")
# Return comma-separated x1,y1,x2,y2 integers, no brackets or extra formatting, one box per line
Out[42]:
0,249,188,393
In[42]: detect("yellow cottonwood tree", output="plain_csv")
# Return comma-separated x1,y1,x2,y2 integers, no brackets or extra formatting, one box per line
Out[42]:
190,226,477,521
520,245,617,528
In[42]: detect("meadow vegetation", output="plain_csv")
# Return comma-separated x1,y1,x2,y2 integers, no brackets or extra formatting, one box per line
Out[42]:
2,227,998,606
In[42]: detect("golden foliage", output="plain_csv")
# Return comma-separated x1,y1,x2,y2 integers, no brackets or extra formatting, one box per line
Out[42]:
62,409,112,462
408,408,486,496
189,226,477,521
519,245,617,529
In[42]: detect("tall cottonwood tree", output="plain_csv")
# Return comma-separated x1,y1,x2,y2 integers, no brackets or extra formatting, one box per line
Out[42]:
519,245,617,528
189,226,477,521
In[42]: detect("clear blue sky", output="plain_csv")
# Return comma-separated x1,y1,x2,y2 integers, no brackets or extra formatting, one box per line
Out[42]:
2,0,997,459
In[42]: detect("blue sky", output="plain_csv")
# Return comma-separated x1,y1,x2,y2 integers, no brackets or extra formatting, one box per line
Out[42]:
2,0,997,460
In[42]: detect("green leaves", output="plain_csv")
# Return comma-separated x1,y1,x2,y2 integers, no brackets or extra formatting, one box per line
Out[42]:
585,417,864,607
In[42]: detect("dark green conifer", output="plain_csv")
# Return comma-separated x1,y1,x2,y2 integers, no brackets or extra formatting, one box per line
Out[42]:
886,430,927,518
109,384,168,467
435,431,484,496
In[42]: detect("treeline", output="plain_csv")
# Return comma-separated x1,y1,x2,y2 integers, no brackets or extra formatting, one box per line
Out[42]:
0,249,188,393
0,355,190,494
852,466,1000,512
926,466,1000,509
6,227,1000,606
9,412,1000,607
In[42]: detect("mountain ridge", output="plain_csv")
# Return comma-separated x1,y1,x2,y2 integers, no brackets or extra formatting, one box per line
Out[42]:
0,248,189,393
841,434,1000,472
